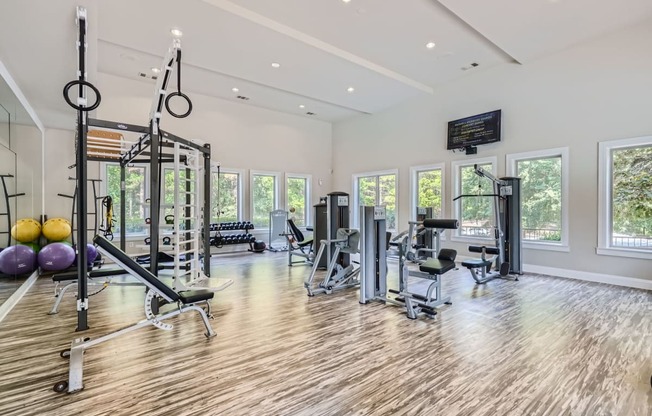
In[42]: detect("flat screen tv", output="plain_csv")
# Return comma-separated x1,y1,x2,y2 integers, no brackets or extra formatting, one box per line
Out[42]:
447,109,501,150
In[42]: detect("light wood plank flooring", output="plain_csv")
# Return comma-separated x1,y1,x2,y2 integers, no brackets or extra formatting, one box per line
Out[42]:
0,252,650,416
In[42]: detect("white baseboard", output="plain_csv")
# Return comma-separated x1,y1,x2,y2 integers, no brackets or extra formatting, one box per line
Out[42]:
0,271,39,323
522,264,652,290
454,254,651,290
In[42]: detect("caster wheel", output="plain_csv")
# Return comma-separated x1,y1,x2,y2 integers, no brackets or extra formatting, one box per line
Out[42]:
60,349,70,359
53,380,68,393
83,337,91,342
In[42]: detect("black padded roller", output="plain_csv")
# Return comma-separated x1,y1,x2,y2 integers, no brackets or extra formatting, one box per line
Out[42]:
423,219,459,229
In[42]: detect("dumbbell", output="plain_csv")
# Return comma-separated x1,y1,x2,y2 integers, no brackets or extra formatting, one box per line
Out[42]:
238,234,246,243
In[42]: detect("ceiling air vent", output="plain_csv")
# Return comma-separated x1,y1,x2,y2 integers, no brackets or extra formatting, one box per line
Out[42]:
138,72,147,78
306,112,316,116
461,62,480,71
237,95,250,101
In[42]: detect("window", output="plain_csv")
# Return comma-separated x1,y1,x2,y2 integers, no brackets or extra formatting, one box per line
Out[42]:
250,171,279,229
352,170,398,230
163,167,188,221
212,169,242,223
410,164,444,221
452,157,497,240
598,136,652,259
286,174,311,227
103,163,148,236
507,148,569,251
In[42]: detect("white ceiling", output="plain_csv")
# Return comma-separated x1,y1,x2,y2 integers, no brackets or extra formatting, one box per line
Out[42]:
0,0,651,129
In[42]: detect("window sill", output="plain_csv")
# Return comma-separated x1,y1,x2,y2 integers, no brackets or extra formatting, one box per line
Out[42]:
523,242,570,252
596,247,652,260
450,235,495,245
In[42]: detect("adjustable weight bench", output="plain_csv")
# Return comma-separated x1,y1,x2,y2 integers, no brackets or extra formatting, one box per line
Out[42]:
54,235,217,394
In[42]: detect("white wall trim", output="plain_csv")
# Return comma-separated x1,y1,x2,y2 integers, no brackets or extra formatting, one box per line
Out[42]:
453,254,651,290
597,135,652,259
523,263,652,291
0,271,39,323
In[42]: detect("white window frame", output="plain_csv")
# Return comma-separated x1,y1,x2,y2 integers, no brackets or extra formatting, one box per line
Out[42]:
598,136,652,260
99,161,150,239
285,173,312,228
212,167,244,222
409,163,446,222
506,147,569,252
451,156,497,243
351,168,399,231
250,170,280,230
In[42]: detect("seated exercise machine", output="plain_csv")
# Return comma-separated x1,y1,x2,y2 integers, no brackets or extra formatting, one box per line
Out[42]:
53,235,217,394
284,218,314,266
305,228,360,296
359,205,459,319
454,165,522,283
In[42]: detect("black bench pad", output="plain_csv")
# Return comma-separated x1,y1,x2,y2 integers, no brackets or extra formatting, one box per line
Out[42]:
420,258,455,275
468,245,500,255
461,259,492,269
178,290,214,304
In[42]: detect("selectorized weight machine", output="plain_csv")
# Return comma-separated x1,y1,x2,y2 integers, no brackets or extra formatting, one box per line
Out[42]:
304,192,360,296
454,164,522,283
359,205,459,319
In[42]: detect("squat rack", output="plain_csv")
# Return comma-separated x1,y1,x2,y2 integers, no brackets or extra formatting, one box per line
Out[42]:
63,6,210,331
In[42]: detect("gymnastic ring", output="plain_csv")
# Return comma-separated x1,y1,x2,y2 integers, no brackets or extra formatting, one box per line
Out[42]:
62,80,102,112
164,91,193,118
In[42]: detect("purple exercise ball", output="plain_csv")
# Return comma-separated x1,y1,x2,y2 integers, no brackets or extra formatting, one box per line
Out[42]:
38,242,76,271
87,244,98,265
0,245,37,275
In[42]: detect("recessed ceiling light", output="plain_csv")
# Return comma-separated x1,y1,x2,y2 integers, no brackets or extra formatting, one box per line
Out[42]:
151,67,161,74
170,28,183,37
347,87,355,93
271,62,281,68
426,42,436,49
299,104,305,109
342,0,352,3
232,87,239,92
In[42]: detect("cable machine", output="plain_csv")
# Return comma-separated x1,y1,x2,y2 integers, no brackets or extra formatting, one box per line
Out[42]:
62,7,214,330
453,164,522,283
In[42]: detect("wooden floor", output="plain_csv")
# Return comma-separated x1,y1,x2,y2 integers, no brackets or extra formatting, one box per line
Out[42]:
0,252,650,416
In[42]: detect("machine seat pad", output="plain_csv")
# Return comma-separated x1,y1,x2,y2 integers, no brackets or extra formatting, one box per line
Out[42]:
461,259,492,269
297,238,313,247
468,245,500,255
178,290,214,304
420,258,455,275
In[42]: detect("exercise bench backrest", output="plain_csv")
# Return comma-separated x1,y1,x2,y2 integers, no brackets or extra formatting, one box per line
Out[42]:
93,235,180,303
287,219,306,243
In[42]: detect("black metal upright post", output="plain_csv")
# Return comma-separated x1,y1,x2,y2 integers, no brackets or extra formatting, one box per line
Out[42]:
75,10,89,331
149,121,160,276
203,144,211,276
120,164,126,252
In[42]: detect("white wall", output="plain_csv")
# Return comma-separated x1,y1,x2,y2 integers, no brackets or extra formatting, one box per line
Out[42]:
43,73,333,244
332,20,652,281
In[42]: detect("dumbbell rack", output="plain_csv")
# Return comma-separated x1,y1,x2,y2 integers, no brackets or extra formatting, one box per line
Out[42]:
209,221,256,251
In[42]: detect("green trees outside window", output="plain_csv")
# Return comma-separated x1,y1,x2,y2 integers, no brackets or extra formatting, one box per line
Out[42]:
105,165,147,235
287,177,307,227
516,157,562,241
252,174,275,228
